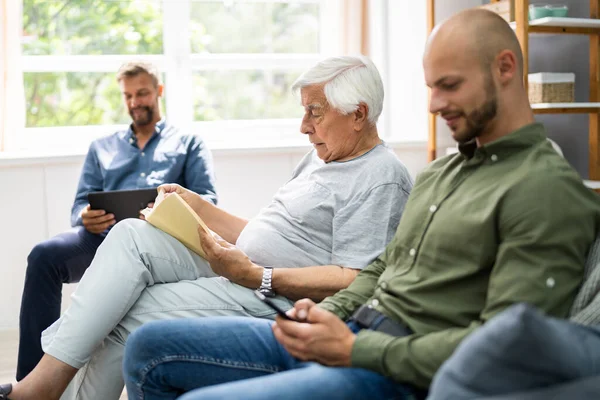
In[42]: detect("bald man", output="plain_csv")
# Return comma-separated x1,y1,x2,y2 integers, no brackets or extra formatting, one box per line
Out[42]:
116,9,600,400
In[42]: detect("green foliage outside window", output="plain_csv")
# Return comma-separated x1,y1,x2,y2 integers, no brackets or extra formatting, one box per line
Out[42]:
22,0,319,128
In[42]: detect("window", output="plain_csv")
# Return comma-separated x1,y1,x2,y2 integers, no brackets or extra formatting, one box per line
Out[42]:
13,0,345,152
22,0,164,129
7,0,428,152
381,0,428,144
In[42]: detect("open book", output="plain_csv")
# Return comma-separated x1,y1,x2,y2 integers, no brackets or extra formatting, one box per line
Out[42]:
141,191,210,259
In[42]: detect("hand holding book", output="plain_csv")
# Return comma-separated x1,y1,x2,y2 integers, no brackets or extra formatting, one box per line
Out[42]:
141,190,212,259
142,185,261,287
196,226,263,287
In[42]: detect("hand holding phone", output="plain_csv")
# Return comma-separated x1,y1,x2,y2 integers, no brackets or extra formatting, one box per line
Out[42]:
254,290,296,321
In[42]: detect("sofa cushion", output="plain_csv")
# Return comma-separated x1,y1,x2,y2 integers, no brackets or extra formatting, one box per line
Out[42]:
428,304,600,400
570,235,600,324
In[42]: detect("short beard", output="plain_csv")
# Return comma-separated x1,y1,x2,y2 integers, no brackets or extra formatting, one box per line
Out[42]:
130,106,154,126
459,78,498,144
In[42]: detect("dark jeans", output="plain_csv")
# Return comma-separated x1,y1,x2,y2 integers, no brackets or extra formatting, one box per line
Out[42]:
16,226,105,380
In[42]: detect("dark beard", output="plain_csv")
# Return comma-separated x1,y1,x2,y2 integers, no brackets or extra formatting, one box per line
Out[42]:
130,106,154,126
459,79,498,144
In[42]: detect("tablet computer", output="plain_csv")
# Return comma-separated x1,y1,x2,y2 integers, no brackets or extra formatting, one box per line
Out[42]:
88,188,158,222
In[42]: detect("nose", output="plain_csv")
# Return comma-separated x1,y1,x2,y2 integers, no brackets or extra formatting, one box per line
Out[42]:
429,89,448,115
129,96,139,108
300,115,313,135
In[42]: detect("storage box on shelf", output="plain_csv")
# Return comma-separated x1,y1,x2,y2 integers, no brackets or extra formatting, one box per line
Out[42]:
529,3,569,19
528,73,575,103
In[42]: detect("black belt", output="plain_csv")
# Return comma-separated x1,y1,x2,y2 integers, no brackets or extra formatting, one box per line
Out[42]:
349,305,413,337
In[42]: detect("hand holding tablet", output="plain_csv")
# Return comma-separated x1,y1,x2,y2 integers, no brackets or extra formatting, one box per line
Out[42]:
87,188,159,224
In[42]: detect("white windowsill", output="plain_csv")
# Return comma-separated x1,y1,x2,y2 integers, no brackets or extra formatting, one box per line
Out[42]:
0,139,427,168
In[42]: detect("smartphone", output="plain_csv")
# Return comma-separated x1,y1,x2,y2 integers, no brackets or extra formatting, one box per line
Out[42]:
254,290,296,321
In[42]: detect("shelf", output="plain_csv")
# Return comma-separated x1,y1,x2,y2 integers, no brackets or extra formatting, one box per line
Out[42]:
532,103,600,114
510,17,600,35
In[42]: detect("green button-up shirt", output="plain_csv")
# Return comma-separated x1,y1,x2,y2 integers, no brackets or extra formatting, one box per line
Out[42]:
319,123,600,388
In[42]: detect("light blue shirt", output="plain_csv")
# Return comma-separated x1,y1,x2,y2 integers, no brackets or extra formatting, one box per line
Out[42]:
236,143,412,270
71,119,217,226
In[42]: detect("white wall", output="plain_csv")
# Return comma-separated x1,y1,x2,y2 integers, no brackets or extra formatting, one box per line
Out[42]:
0,145,428,330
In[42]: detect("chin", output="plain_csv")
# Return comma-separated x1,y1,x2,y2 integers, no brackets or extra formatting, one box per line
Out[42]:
316,150,332,162
134,118,152,126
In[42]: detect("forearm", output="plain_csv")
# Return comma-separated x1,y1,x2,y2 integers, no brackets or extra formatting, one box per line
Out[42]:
351,321,481,389
319,258,387,320
193,199,248,244
272,265,360,302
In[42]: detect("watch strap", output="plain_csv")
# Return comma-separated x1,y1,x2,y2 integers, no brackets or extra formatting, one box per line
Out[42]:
258,266,274,297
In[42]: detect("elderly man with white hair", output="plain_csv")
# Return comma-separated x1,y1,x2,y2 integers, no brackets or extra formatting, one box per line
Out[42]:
1,55,412,400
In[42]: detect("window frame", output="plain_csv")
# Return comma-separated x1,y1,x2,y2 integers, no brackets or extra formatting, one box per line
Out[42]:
8,0,429,153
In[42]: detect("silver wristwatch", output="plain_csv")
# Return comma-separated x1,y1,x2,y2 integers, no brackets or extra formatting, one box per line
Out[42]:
258,267,274,297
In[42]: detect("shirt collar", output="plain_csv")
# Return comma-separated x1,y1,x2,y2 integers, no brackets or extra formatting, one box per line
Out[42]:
125,118,167,145
458,123,547,162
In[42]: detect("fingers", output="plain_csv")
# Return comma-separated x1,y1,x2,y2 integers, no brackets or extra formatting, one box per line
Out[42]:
85,220,116,234
274,316,311,340
139,202,154,221
88,213,115,224
305,304,332,323
285,307,299,320
82,208,108,218
83,211,116,233
158,183,181,194
198,226,219,256
272,323,312,361
293,299,317,321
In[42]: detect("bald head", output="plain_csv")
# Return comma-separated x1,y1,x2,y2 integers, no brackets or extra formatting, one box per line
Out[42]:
427,9,523,78
424,9,533,146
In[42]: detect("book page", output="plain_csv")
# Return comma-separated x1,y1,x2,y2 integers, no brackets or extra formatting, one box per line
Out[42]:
140,190,165,218
142,192,210,258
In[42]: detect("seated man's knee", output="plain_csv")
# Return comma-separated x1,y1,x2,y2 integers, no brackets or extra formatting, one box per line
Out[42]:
107,218,151,242
123,322,164,377
26,239,62,276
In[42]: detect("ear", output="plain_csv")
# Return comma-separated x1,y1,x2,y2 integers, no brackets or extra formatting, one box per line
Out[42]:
157,84,164,97
496,50,518,85
353,103,370,131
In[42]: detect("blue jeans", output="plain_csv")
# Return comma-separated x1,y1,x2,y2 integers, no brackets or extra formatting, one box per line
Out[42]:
123,317,418,400
16,226,105,380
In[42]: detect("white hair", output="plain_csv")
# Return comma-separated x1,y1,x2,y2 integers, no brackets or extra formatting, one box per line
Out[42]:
292,55,384,125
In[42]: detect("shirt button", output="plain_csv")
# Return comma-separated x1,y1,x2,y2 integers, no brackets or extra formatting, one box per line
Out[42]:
546,277,555,288
380,282,388,290
140,172,146,178
141,152,145,157
371,299,379,307
129,138,134,144
409,248,416,256
491,154,498,162
429,204,437,213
